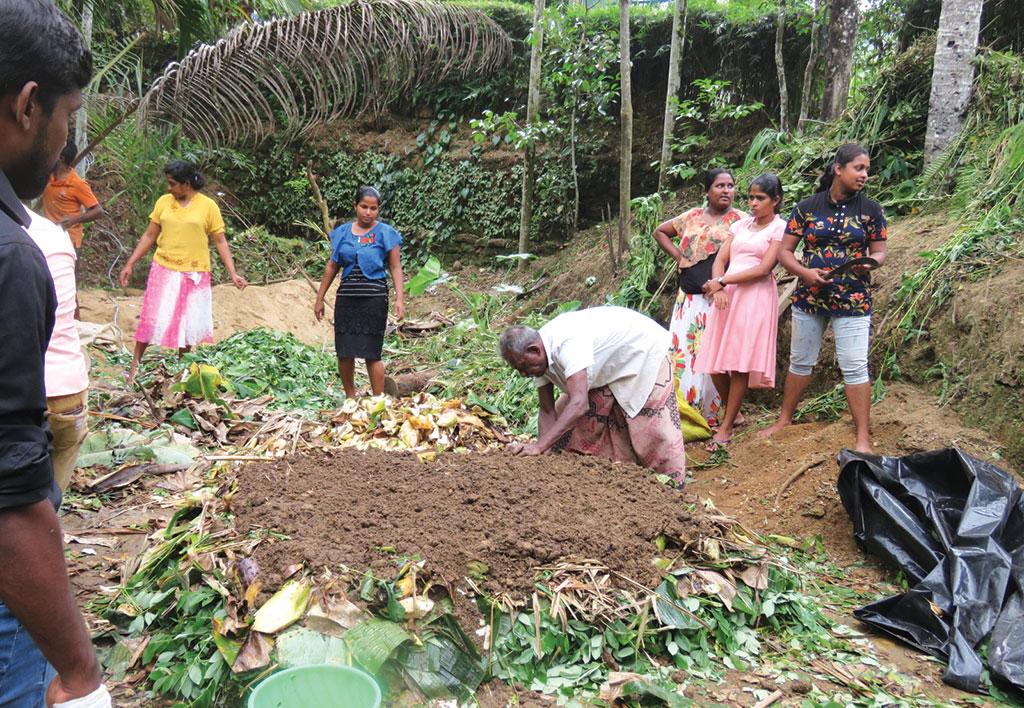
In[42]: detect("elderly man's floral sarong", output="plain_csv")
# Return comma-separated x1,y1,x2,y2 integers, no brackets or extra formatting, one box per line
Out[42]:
551,356,686,486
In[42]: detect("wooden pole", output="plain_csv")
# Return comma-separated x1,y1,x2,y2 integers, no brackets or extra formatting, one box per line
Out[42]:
658,0,687,192
517,0,547,270
617,0,633,259
774,0,789,134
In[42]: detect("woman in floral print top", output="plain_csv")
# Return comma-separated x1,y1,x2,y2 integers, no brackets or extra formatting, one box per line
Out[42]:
653,168,746,431
760,144,888,453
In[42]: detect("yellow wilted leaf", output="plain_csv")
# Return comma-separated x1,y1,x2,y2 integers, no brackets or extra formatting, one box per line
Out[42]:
396,573,416,598
436,410,458,428
244,580,262,608
251,579,311,634
398,421,419,448
456,413,486,429
407,415,434,431
361,397,387,416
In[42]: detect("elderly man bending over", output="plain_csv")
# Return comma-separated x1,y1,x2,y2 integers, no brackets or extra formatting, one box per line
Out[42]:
500,305,686,485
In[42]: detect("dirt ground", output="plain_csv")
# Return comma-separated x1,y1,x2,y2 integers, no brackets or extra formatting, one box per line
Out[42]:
78,279,335,348
67,209,1024,705
233,449,703,597
688,381,1008,576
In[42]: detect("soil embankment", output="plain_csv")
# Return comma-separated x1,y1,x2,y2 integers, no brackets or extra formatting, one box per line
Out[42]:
78,279,334,348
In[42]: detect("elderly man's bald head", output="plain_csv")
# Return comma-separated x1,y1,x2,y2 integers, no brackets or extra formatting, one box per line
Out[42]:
499,325,548,377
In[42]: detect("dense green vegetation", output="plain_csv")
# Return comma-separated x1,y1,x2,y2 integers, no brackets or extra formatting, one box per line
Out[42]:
59,0,1024,705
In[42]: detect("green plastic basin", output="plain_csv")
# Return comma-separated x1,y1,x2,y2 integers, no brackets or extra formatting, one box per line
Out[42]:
248,665,381,708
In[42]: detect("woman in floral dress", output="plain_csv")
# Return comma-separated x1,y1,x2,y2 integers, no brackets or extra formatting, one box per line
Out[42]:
653,168,746,428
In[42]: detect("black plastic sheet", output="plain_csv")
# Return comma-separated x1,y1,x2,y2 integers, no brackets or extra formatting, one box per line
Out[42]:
837,448,1024,693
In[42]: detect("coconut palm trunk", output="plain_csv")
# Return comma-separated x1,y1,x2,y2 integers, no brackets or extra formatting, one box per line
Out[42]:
923,0,984,163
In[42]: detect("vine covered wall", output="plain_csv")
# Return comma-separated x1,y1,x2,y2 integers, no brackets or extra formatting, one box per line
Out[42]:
218,139,574,259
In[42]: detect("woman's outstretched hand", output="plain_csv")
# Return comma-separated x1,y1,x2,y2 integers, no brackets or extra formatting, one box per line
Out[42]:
118,263,132,287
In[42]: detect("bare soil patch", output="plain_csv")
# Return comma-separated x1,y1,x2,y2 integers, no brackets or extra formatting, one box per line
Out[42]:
687,382,1011,577
233,449,702,597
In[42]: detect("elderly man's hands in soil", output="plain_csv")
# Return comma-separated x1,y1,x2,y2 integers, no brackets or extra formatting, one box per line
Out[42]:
507,442,544,456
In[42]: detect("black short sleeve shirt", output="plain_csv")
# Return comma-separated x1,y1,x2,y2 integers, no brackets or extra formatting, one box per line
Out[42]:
784,190,888,317
0,170,57,508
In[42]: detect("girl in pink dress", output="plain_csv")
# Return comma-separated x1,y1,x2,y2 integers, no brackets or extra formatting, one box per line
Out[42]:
695,173,786,449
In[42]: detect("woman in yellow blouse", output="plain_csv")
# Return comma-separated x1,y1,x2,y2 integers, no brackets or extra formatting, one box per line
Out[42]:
119,161,247,383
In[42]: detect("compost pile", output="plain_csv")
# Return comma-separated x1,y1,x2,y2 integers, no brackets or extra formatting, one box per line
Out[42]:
234,449,710,596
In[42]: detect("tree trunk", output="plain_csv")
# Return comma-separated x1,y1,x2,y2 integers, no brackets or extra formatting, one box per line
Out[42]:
618,0,633,260
657,0,687,193
820,0,859,121
570,100,579,235
517,0,546,269
774,0,789,133
75,0,94,176
923,0,984,163
797,0,822,132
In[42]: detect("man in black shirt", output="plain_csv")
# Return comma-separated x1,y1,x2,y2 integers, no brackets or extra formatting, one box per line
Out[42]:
0,2,106,705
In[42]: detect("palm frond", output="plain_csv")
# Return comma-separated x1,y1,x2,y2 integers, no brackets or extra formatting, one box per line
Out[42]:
139,0,512,147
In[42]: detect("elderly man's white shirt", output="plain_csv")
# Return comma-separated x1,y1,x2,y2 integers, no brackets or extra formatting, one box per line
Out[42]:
534,306,670,418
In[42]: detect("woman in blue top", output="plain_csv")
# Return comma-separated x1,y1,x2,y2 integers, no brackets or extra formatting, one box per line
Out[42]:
314,186,405,397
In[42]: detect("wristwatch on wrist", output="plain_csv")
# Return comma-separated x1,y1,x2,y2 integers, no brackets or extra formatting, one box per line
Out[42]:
716,276,726,288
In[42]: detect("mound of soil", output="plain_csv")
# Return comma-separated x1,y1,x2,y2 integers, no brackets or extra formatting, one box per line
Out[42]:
233,449,701,596
78,279,334,348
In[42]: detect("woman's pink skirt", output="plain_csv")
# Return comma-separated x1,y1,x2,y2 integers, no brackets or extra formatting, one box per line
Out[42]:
135,261,213,348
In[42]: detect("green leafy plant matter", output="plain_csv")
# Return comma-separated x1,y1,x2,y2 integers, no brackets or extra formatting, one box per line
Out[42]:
220,144,562,258
488,563,835,699
92,507,239,707
211,225,330,284
610,193,670,318
179,329,341,411
667,78,765,181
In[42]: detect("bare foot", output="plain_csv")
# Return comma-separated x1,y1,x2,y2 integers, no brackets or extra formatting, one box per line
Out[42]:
854,438,873,454
758,419,790,438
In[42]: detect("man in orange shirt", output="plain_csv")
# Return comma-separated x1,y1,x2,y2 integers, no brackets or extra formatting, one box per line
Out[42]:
41,138,102,249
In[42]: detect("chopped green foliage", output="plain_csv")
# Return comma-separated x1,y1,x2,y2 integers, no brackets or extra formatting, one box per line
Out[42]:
179,328,341,411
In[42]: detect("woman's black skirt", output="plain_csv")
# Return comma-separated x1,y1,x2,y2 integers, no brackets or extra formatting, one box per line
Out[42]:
334,293,387,360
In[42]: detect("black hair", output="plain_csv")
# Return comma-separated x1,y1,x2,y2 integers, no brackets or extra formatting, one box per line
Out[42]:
355,185,381,205
703,168,735,193
0,1,92,113
164,160,206,190
60,137,77,166
817,143,869,193
749,172,784,213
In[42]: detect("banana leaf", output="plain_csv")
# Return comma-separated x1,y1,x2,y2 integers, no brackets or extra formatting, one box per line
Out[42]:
343,618,410,674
